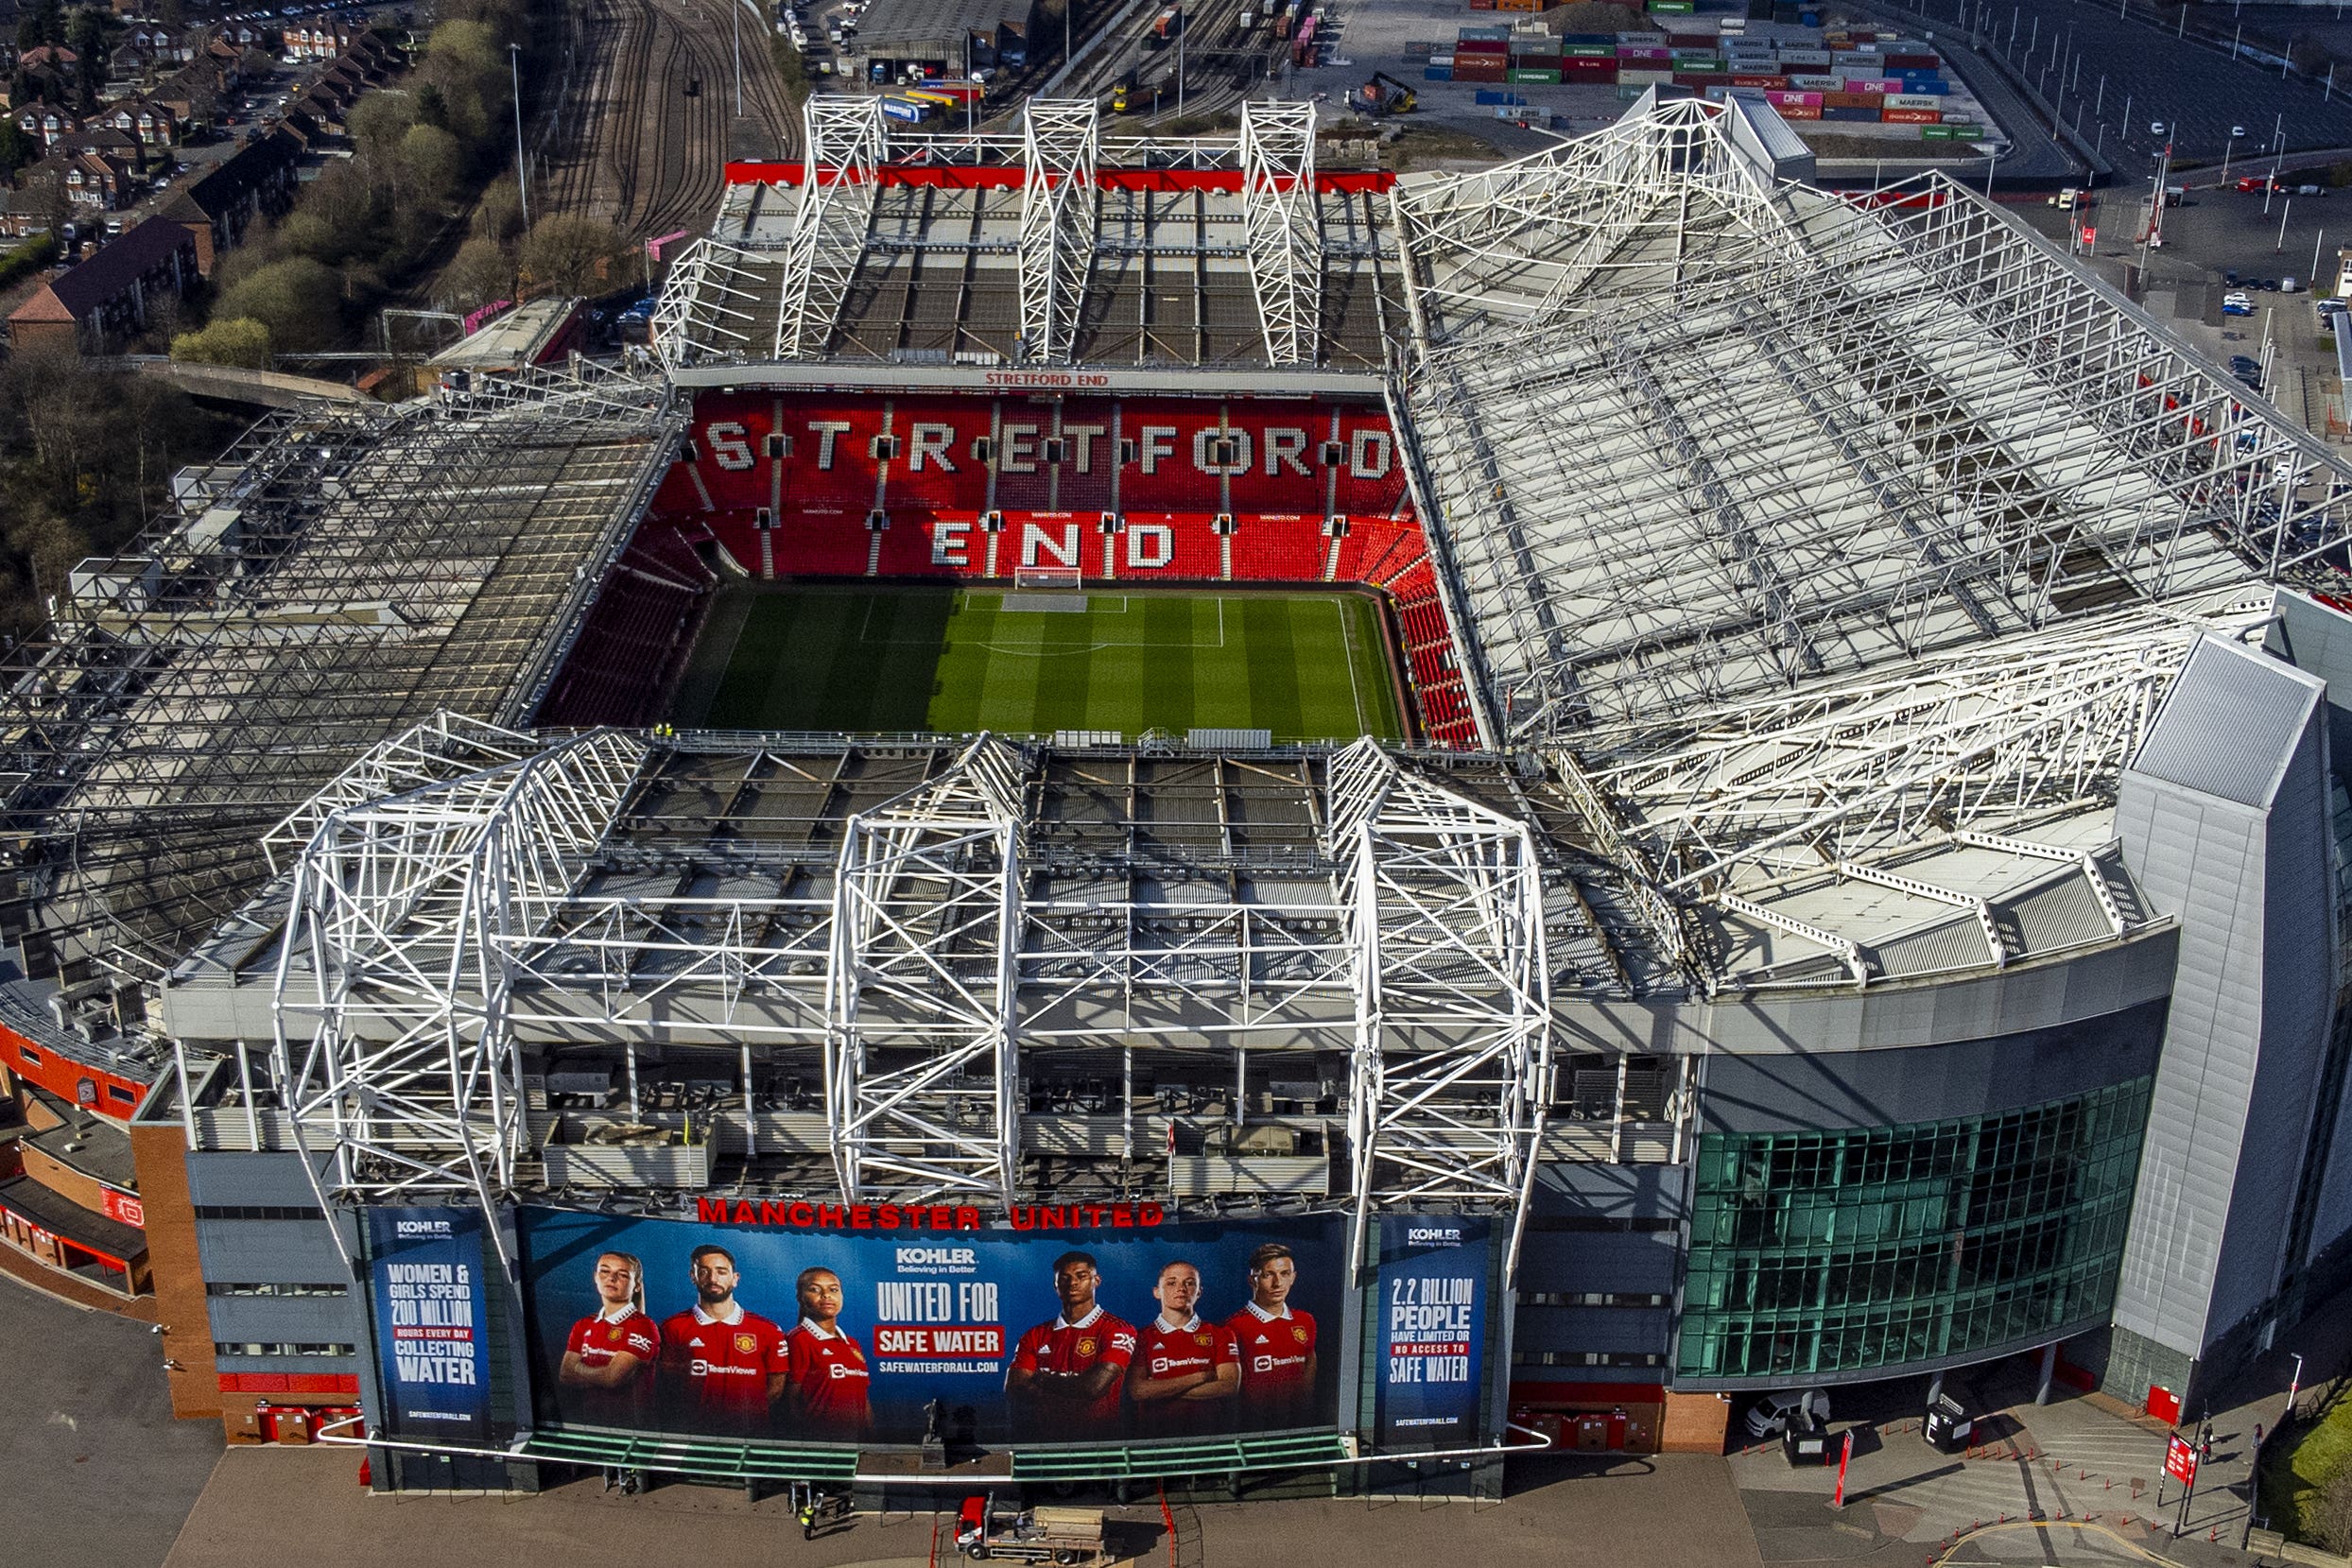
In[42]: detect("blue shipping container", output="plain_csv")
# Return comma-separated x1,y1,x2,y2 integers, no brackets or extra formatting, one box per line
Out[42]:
1474,88,1528,103
1425,63,1452,78
1821,103,1877,120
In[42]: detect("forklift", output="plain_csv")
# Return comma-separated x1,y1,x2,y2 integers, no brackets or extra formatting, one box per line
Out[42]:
1349,71,1416,115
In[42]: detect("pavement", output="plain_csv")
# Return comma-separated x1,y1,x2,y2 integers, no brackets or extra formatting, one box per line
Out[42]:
159,1445,1766,1568
0,1271,223,1568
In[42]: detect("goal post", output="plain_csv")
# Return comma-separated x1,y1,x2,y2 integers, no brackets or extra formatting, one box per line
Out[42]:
1012,566,1083,591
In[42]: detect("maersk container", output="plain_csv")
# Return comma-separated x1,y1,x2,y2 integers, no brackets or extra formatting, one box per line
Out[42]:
1885,93,1940,109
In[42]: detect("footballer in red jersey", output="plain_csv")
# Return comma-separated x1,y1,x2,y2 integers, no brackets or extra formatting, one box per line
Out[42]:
557,1250,660,1427
1129,1258,1239,1436
784,1266,871,1436
657,1244,789,1436
1006,1249,1137,1435
1224,1242,1319,1429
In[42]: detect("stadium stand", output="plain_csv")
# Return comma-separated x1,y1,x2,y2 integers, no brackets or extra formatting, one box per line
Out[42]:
643,390,1477,745
536,519,719,729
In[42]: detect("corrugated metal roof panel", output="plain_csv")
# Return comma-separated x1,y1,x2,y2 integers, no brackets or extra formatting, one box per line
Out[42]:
2128,636,2324,808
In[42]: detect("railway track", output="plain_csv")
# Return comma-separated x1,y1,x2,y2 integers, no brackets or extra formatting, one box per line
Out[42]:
534,0,796,239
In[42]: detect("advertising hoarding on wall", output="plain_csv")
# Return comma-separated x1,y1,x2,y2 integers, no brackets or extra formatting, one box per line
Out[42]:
1373,1215,1491,1448
516,1204,1345,1446
367,1206,492,1439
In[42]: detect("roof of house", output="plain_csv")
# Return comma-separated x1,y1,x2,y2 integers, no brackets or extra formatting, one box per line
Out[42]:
8,215,193,323
182,129,296,216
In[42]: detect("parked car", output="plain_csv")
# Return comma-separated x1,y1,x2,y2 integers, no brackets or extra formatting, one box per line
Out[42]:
2230,354,2261,374
1743,1388,1831,1440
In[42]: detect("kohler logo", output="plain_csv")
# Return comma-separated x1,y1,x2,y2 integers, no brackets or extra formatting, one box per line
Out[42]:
395,1219,452,1237
1408,1227,1462,1245
895,1247,977,1266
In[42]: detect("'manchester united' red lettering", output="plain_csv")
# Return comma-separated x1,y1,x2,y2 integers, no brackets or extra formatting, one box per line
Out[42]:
693,1198,1167,1232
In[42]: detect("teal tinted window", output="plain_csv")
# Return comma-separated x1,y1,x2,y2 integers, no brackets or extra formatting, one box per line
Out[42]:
1676,1077,2152,1382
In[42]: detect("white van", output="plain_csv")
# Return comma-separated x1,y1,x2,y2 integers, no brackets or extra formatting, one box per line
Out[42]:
1743,1388,1831,1439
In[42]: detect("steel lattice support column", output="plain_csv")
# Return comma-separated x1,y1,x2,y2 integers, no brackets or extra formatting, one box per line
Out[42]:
826,735,1029,1206
271,725,648,1262
1238,101,1323,366
1327,740,1553,1282
775,96,887,359
1017,99,1100,364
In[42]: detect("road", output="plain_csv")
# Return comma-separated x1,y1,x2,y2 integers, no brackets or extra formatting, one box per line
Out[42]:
0,1274,222,1568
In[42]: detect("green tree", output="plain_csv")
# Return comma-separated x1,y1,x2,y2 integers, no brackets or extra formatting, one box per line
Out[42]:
0,121,31,181
215,256,340,354
441,234,514,310
414,81,450,130
67,7,105,109
171,316,272,367
346,91,418,166
400,122,464,211
517,213,628,295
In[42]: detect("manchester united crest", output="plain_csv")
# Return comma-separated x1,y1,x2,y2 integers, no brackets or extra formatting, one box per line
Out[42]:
1291,1325,1309,1344
1076,1335,1098,1356
735,1332,757,1355
1193,1333,1210,1346
605,1324,622,1343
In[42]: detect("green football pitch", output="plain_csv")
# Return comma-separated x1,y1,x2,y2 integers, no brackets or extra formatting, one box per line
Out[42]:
674,585,1408,743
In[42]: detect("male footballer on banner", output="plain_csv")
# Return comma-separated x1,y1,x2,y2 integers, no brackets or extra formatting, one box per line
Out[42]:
1226,1241,1318,1428
558,1250,660,1427
1128,1258,1239,1437
1006,1249,1137,1436
657,1243,789,1436
784,1266,871,1436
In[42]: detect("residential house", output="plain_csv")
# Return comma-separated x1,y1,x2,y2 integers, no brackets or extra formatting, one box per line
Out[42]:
6,215,197,353
16,105,82,147
99,100,182,148
161,128,297,274
285,20,361,60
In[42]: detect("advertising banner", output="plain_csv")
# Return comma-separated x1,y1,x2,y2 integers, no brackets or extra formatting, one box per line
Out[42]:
366,1207,492,1439
1373,1215,1490,1448
518,1203,1344,1446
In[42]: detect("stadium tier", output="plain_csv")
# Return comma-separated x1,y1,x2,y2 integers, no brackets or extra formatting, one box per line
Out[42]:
9,93,2352,1495
626,389,1481,746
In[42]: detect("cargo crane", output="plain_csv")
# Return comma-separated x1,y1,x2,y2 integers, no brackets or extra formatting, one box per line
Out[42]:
1349,71,1416,115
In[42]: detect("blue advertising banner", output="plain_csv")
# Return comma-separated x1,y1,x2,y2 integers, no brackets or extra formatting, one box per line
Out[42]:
1374,1215,1490,1448
516,1204,1345,1446
367,1207,492,1440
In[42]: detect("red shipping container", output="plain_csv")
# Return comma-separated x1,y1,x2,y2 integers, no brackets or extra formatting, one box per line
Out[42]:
1455,38,1510,52
1779,103,1823,119
1823,91,1877,108
1883,52,1939,68
1562,57,1617,71
1848,30,1876,42
1732,74,1789,88
1453,57,1508,78
1882,107,1942,123
1671,70,1731,87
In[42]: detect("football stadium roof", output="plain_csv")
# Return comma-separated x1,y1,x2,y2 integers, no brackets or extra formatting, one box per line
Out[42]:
68,95,2352,1239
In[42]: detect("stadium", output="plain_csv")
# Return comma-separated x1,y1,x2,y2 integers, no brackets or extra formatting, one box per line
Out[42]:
2,89,2350,1492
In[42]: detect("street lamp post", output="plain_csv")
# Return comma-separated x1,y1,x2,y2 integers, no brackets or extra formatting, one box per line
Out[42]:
2222,128,2240,183
510,42,529,231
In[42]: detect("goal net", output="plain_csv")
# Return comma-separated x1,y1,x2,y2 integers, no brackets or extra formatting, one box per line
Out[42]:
1013,566,1083,591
